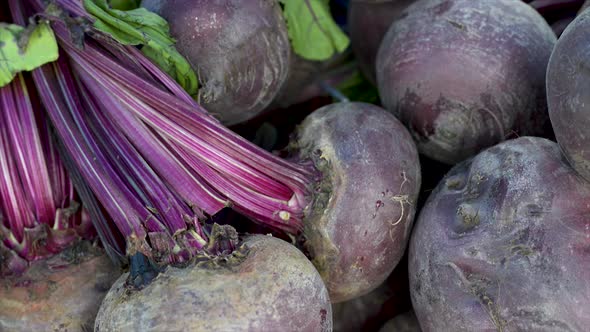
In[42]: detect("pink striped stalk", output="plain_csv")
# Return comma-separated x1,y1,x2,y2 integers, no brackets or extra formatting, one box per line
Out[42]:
0,73,93,276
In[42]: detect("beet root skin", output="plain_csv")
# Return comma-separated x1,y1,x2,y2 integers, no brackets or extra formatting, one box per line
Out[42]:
142,0,291,125
296,102,421,303
409,137,590,331
376,0,556,164
547,9,590,181
0,243,120,332
94,235,332,332
348,0,416,85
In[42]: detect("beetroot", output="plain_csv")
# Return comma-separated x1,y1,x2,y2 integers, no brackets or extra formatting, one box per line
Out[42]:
546,8,590,181
94,235,332,331
348,0,416,84
0,243,120,332
295,102,421,302
141,0,291,125
376,0,556,164
409,137,590,331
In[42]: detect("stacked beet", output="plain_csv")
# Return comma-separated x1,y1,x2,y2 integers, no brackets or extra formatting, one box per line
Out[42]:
1,0,588,331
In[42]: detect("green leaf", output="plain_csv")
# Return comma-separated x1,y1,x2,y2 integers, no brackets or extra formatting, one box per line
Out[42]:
108,0,141,10
336,70,381,104
0,22,59,88
279,0,350,61
84,0,198,97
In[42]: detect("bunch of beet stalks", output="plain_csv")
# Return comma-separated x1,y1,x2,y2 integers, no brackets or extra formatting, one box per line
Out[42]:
1,0,421,330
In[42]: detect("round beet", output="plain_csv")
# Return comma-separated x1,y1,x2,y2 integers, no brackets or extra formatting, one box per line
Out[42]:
348,0,416,85
295,102,421,303
376,0,556,164
546,9,590,181
409,137,590,331
0,243,120,332
94,235,332,331
141,0,291,125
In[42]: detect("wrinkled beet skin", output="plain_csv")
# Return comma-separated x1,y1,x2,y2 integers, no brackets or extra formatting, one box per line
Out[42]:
348,0,416,85
547,10,590,181
142,0,290,125
409,137,590,331
0,244,120,332
95,235,332,332
376,0,556,164
297,102,421,303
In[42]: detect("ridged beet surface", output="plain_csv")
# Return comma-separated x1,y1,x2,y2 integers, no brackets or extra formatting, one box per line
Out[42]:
296,102,421,303
409,137,590,331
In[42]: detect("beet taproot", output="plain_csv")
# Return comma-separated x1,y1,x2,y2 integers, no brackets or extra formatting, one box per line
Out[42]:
295,102,421,302
0,243,120,332
376,0,556,164
141,0,291,125
409,137,590,331
546,8,590,181
94,235,332,331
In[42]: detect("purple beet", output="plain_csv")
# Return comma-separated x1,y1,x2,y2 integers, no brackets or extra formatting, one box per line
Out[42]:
409,137,590,331
295,102,421,302
94,235,333,331
546,8,590,181
141,0,291,125
376,0,556,164
0,243,120,332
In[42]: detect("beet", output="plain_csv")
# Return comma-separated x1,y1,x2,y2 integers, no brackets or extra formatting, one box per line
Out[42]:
409,137,590,331
141,0,291,125
376,0,556,164
94,235,332,331
295,102,421,303
0,243,120,332
546,9,590,181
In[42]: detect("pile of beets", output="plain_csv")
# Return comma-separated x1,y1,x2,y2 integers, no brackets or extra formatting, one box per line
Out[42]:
0,0,588,331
